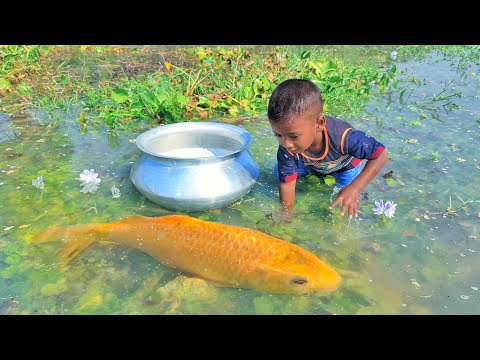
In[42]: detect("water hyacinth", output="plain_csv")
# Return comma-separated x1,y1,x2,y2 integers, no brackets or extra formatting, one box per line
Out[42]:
373,200,385,215
79,169,101,193
111,185,121,199
32,176,44,190
373,200,397,218
383,201,397,218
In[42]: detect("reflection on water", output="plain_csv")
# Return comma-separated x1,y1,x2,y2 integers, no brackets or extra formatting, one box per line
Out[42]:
0,49,479,314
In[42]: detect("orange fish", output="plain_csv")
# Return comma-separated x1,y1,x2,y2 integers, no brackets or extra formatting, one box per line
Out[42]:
31,214,341,295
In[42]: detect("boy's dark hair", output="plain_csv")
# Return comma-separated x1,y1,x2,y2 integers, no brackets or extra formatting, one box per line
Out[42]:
267,79,323,122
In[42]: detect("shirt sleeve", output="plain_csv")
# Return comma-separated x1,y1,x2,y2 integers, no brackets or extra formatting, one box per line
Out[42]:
344,130,385,160
277,146,298,183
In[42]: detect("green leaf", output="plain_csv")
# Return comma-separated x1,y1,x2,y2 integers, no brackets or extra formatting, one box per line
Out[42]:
142,91,158,107
156,92,168,105
111,87,129,103
243,87,254,99
16,82,30,95
261,77,271,91
328,76,342,84
385,177,397,187
324,61,337,72
129,101,143,109
324,175,336,186
0,78,11,91
300,51,311,59
60,75,69,84
176,94,189,107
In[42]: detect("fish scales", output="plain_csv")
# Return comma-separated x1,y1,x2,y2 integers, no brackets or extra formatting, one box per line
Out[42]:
31,214,341,294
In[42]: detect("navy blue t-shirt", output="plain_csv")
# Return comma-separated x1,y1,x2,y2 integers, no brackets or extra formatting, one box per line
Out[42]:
277,116,385,183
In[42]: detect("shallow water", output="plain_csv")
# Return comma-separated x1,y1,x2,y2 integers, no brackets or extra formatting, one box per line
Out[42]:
0,48,479,315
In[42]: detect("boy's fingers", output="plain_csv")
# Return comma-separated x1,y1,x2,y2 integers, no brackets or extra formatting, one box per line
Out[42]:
329,196,342,209
349,206,356,219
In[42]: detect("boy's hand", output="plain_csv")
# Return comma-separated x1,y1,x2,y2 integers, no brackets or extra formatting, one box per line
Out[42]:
280,204,293,223
329,185,360,219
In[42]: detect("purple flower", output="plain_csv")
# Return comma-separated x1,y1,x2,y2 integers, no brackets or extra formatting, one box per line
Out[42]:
383,201,397,218
373,199,397,218
373,200,384,215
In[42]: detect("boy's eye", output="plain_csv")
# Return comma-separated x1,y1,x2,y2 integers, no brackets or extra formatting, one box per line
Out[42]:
289,136,298,140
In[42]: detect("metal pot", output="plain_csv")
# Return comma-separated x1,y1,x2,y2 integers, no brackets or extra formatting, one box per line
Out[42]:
130,122,260,211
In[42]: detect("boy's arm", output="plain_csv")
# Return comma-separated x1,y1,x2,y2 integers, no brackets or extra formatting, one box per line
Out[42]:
279,180,296,208
279,180,296,220
275,145,298,220
330,150,388,218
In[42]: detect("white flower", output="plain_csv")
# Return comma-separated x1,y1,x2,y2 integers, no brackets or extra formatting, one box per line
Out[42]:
373,200,384,215
79,169,101,193
111,185,121,199
390,51,398,61
383,201,397,218
32,176,44,190
373,200,397,218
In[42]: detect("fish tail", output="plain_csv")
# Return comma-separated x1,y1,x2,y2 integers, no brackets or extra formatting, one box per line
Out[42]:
31,223,108,267
55,236,97,267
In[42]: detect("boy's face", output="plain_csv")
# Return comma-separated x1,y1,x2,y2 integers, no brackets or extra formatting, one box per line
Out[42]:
269,106,325,155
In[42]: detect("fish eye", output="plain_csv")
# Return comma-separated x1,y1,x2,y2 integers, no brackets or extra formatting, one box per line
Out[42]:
291,276,308,285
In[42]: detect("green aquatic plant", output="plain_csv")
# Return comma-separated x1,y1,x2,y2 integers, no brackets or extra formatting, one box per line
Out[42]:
443,195,480,217
1,45,396,132
429,151,440,162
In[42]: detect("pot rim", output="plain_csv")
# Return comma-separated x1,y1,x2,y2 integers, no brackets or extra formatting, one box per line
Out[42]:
135,121,253,160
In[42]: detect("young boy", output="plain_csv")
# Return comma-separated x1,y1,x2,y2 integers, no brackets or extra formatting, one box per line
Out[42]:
268,79,388,219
